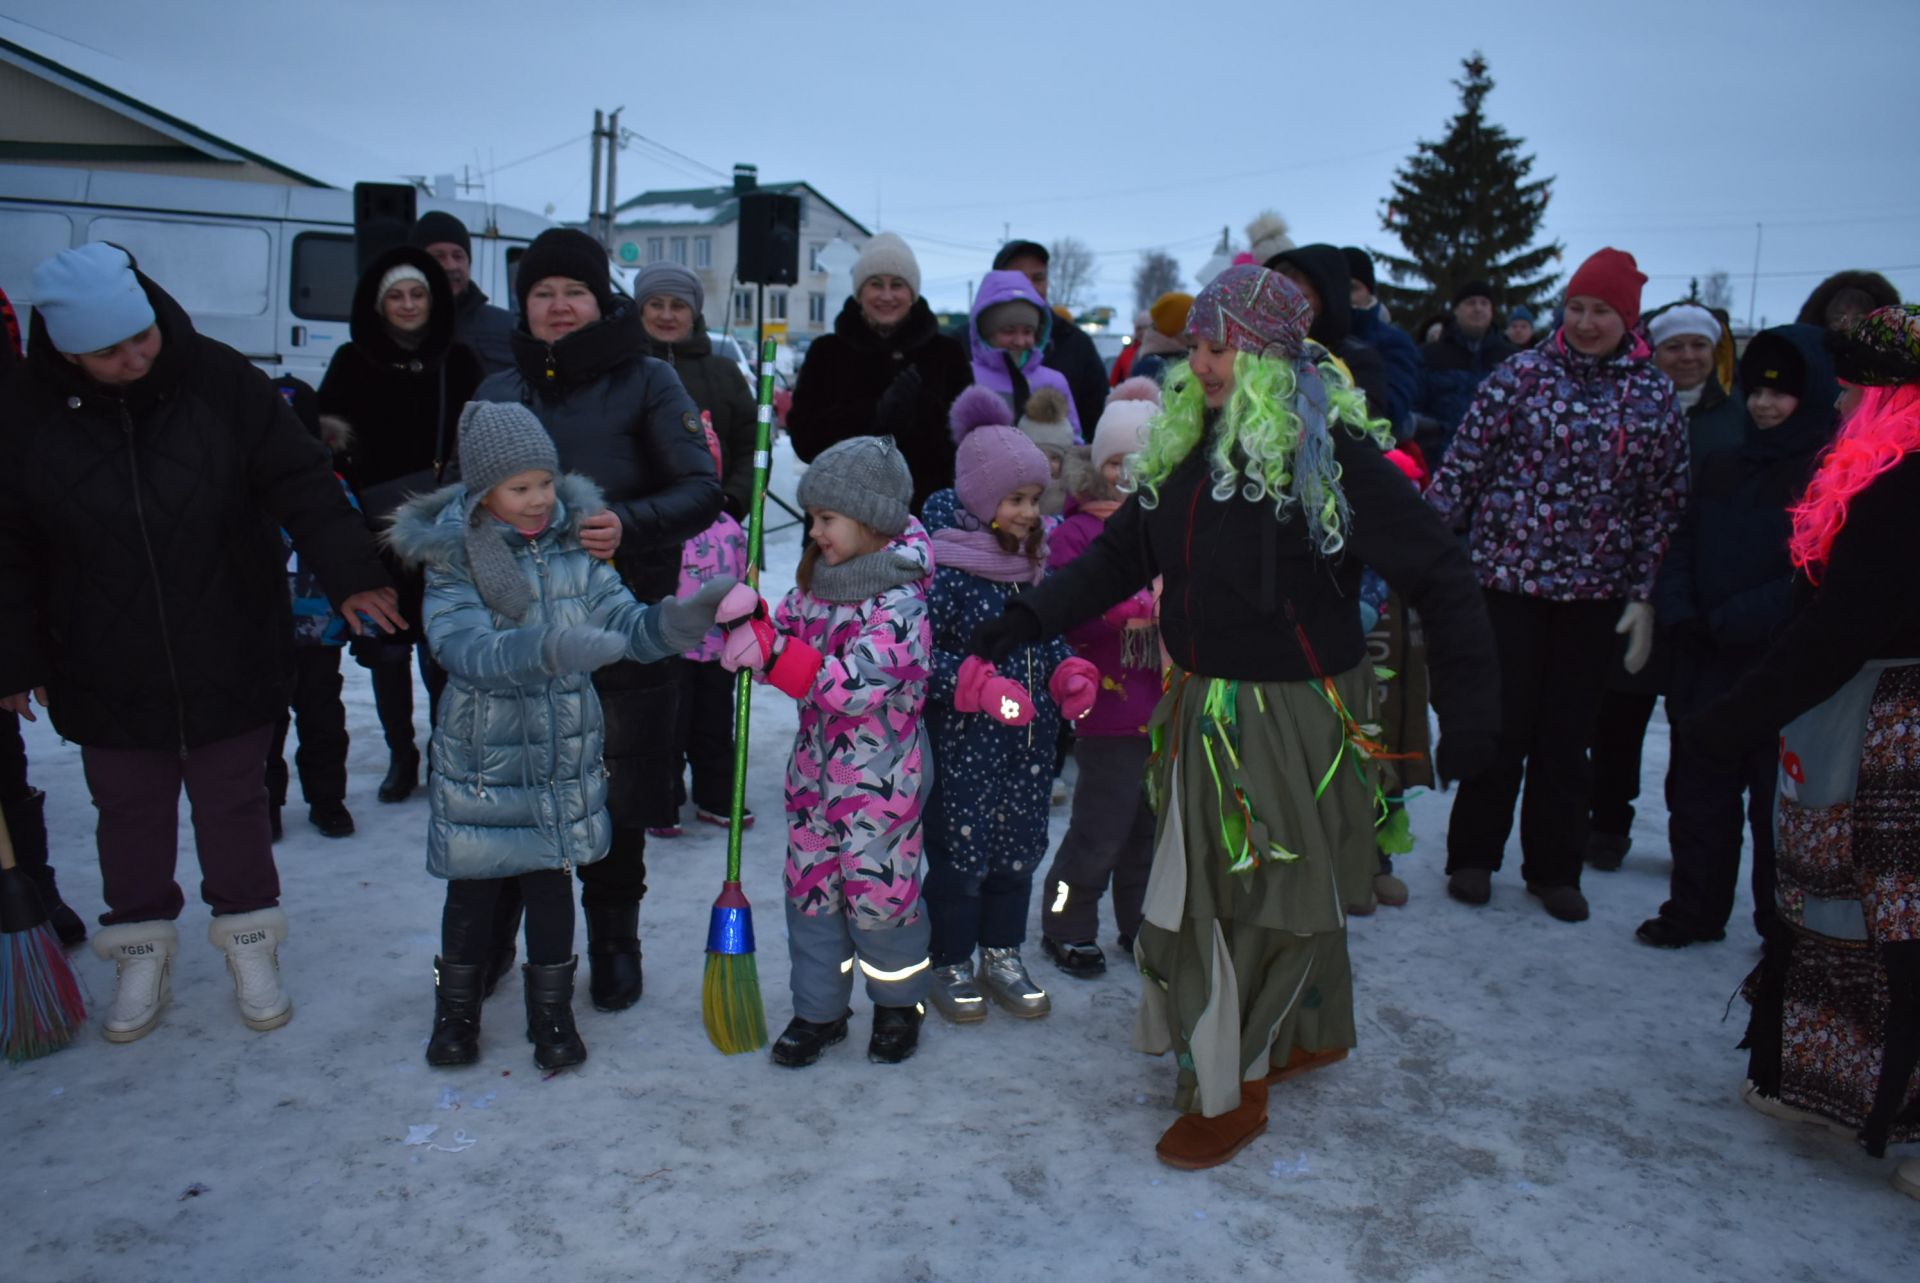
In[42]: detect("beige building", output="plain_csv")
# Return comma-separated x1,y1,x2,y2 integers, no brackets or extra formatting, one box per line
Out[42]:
610,171,869,343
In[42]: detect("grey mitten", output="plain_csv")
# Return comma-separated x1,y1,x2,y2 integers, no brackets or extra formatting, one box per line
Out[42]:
654,576,741,653
541,625,628,674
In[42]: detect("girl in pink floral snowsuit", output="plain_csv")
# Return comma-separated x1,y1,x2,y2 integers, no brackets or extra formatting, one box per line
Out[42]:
723,436,935,1067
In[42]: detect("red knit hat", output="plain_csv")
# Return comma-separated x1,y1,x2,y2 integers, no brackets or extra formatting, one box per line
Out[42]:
1564,248,1647,330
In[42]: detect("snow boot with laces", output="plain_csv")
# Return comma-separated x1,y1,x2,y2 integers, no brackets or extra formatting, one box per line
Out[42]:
91,919,177,1042
209,908,293,1031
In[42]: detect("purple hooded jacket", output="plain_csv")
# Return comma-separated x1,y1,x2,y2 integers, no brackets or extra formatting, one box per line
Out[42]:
969,270,1081,438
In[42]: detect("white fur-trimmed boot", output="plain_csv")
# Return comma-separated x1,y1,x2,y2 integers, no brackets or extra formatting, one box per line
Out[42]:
90,920,178,1043
208,908,293,1032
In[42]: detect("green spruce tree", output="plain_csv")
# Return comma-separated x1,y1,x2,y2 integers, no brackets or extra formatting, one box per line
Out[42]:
1374,53,1561,328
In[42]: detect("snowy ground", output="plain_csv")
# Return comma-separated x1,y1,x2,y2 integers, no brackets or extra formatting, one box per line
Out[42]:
3,441,1913,1283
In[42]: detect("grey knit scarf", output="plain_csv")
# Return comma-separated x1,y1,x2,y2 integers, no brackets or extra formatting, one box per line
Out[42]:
809,546,926,603
466,506,539,620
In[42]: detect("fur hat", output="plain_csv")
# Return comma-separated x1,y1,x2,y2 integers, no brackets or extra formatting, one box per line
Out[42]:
1184,264,1311,360
32,243,156,354
1149,292,1194,338
515,228,614,316
948,386,1051,524
1091,377,1162,473
851,232,920,298
795,436,912,537
1245,211,1293,265
1564,248,1647,330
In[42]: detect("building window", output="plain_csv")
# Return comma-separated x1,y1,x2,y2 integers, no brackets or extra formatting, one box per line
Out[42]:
646,236,664,263
808,292,826,324
670,236,688,266
695,236,712,269
808,242,826,272
733,289,754,324
767,291,788,321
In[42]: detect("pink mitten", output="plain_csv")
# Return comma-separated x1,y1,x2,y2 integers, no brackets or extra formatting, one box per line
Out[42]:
1101,589,1156,630
954,655,995,714
715,581,763,629
979,675,1036,727
1049,657,1100,721
719,615,776,673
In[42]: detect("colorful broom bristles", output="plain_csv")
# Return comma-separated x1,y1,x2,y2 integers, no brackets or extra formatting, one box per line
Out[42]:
703,881,766,1055
0,807,87,1063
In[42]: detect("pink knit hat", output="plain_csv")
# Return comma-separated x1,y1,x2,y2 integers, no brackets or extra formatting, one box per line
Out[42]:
949,385,1052,524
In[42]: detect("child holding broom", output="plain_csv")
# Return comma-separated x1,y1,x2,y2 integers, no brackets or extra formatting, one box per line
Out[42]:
719,436,936,1067
387,401,745,1071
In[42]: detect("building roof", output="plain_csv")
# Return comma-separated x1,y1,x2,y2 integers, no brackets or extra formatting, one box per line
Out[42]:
614,180,870,236
0,16,404,188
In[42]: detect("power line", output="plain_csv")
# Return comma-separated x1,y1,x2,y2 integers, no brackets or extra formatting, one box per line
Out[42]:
617,129,730,182
1642,262,1920,282
487,133,589,177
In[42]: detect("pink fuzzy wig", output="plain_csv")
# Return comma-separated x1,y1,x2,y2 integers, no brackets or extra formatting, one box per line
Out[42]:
1788,382,1920,581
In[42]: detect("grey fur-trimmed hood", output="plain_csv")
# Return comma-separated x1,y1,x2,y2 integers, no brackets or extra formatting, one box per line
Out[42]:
383,471,606,570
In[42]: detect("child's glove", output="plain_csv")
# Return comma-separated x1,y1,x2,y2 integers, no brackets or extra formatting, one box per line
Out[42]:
542,625,628,675
1049,657,1100,721
655,576,751,654
719,592,779,675
956,658,1034,726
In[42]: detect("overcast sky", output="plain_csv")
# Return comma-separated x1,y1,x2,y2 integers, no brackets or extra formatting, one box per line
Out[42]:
8,0,1918,327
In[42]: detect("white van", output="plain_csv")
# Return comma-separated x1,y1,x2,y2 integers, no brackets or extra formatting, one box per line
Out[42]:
0,164,551,385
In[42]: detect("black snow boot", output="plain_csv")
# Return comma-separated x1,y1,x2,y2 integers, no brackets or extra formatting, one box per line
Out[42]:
307,800,355,839
376,749,420,804
7,790,85,946
522,958,587,1071
1041,935,1107,978
868,1005,923,1064
425,957,486,1067
584,903,643,1012
771,1010,850,1068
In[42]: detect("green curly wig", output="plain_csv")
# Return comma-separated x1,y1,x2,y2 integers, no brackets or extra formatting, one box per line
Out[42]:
1126,347,1392,554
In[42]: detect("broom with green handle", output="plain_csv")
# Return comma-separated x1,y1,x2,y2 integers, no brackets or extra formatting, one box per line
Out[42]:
0,797,86,1062
702,337,779,1054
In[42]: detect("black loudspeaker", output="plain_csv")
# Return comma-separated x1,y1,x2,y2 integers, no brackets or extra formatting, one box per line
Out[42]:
353,182,418,274
737,192,800,285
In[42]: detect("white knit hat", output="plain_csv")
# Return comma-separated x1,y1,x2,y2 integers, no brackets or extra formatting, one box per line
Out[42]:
1091,377,1162,472
850,232,920,298
377,263,430,302
1649,303,1721,348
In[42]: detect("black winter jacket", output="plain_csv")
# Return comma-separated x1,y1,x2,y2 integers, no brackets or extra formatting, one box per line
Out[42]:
638,319,757,519
0,277,389,750
1008,419,1498,743
454,284,517,376
789,297,970,513
1268,244,1394,428
318,245,484,507
1046,313,1113,435
475,301,721,603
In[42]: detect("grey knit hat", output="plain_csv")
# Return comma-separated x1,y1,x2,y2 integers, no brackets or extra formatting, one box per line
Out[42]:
456,401,560,619
849,232,920,298
634,262,704,317
795,435,912,536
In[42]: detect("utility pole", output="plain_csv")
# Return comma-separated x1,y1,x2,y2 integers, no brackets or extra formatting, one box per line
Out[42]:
603,108,621,250
1747,222,1764,331
588,109,605,245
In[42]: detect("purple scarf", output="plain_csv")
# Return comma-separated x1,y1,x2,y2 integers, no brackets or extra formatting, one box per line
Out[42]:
931,524,1047,585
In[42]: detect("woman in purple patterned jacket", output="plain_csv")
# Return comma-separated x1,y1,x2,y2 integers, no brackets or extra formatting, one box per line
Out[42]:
1426,247,1690,924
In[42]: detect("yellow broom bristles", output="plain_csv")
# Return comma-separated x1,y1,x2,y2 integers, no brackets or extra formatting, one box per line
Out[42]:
702,951,767,1054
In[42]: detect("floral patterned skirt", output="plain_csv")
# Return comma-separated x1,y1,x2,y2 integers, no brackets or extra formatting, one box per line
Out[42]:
1748,662,1920,1145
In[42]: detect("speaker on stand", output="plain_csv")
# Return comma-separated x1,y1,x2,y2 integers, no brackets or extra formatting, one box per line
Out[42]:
352,182,418,275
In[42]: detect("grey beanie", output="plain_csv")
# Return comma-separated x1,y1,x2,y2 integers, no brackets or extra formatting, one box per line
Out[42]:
32,243,156,354
456,401,561,620
795,435,912,536
978,298,1044,339
634,262,704,317
849,232,920,297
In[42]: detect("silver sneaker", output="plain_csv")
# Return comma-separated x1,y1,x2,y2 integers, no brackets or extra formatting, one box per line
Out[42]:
978,946,1051,1018
927,962,988,1024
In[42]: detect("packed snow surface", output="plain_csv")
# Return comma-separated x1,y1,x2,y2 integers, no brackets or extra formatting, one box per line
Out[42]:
4,443,1912,1281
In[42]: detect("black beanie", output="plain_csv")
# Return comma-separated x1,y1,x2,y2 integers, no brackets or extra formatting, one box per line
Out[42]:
408,211,472,258
992,239,1050,270
1453,279,1495,307
1342,247,1376,294
1738,330,1808,398
515,228,614,315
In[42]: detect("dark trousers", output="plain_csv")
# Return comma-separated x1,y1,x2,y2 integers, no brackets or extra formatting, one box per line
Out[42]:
925,862,1035,967
1662,643,1780,939
0,712,28,801
267,646,349,807
82,723,279,925
1041,736,1154,944
1446,591,1622,888
668,658,738,815
442,869,574,967
365,643,447,759
1589,689,1659,837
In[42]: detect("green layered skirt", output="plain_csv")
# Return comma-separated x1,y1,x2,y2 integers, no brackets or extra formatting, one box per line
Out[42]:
1133,665,1386,1117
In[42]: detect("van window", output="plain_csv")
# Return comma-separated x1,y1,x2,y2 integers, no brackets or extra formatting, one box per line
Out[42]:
505,246,525,315
88,217,271,316
0,210,76,309
290,233,355,321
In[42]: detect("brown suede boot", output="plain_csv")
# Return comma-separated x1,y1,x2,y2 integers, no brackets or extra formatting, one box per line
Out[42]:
1265,1044,1349,1085
1154,1080,1269,1170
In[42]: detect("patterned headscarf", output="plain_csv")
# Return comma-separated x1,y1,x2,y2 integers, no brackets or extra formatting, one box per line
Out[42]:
1829,302,1920,388
1183,265,1311,361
